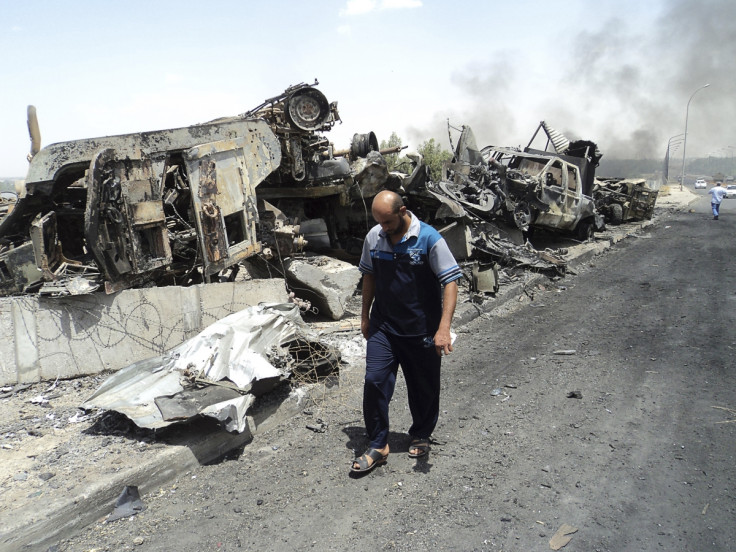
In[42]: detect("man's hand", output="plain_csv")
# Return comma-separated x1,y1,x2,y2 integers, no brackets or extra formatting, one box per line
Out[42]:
361,316,370,340
433,327,453,357
434,280,458,356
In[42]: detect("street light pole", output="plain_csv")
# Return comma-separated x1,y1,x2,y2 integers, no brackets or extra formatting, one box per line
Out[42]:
679,84,711,191
665,134,685,182
668,134,685,151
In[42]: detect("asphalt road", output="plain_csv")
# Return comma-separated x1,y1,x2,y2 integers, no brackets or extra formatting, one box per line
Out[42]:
62,191,735,552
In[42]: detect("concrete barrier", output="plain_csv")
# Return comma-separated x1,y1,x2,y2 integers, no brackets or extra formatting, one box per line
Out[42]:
0,279,287,386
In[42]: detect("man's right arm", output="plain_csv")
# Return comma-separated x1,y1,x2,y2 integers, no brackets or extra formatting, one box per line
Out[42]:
361,273,375,339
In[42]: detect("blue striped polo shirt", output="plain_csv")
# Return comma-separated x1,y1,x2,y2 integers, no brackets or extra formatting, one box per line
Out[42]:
359,212,462,337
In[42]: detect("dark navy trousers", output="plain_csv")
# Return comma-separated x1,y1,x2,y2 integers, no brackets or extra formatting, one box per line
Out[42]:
364,328,441,449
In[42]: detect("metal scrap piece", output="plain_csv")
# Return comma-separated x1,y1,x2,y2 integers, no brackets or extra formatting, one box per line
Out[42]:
106,486,146,523
82,303,338,433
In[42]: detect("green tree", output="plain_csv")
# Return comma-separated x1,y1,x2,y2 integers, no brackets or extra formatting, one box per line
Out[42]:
417,138,452,181
379,132,407,172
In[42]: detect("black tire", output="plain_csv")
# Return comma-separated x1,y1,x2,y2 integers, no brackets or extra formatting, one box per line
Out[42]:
610,203,623,225
577,220,594,241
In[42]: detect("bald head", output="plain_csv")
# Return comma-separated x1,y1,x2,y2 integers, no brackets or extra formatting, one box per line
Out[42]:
372,190,408,239
372,190,404,214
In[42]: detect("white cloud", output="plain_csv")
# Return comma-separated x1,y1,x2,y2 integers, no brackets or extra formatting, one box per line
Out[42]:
341,0,377,16
337,25,351,35
380,0,422,9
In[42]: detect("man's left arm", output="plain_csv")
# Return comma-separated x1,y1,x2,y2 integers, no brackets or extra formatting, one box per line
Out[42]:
427,233,461,357
434,280,458,357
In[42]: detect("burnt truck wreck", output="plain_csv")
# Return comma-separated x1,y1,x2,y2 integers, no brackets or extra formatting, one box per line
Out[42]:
460,121,604,240
436,121,604,241
0,82,613,299
0,82,392,297
401,121,605,274
489,121,604,240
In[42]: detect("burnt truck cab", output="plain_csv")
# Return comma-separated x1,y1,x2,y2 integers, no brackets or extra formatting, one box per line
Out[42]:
483,122,604,240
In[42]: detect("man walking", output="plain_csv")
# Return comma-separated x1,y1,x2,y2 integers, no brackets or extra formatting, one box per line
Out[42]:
351,190,462,473
708,181,727,220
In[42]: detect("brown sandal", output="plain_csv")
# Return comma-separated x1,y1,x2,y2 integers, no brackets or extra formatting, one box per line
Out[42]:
408,438,430,458
351,448,388,473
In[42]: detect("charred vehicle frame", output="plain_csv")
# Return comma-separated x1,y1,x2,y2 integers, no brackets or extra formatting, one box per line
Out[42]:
484,121,604,240
592,177,658,225
0,82,402,297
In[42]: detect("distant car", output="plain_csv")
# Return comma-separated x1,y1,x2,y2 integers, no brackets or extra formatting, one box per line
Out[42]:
725,185,736,198
694,179,707,189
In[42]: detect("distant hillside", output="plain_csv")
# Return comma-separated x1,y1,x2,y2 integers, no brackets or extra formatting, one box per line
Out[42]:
598,156,736,180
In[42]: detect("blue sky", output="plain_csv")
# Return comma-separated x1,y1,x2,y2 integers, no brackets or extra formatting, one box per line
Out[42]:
1,0,734,177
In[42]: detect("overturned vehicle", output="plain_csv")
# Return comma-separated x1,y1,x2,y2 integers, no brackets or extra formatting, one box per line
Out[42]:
0,82,402,297
592,177,658,224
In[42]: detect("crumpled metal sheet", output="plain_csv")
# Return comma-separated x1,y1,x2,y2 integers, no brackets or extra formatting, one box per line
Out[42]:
107,486,146,523
81,303,322,433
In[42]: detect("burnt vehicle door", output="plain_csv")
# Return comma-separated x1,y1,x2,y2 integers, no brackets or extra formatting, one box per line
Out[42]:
85,149,172,288
184,138,265,280
539,162,584,231
512,156,573,230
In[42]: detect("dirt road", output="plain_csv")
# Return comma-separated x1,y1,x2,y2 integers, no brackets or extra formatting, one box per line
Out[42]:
45,194,736,551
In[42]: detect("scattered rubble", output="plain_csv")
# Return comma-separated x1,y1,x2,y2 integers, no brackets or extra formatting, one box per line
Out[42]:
107,486,146,523
549,523,578,550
